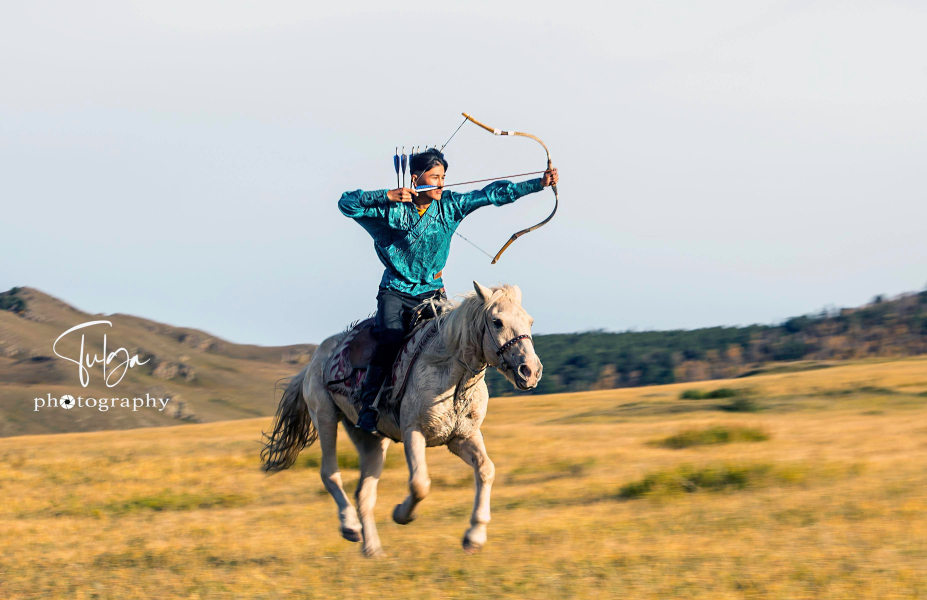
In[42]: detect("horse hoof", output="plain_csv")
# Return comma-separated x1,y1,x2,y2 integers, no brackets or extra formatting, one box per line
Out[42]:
462,539,483,554
341,527,362,543
392,504,415,525
363,546,386,559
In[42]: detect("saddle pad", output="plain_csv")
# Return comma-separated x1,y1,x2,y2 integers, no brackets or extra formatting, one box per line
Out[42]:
324,319,373,399
324,319,439,407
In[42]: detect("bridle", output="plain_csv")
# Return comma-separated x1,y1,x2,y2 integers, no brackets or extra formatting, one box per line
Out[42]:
451,303,536,403
483,312,533,374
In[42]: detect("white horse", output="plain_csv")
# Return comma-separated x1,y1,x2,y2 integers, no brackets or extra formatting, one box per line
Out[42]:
261,282,542,557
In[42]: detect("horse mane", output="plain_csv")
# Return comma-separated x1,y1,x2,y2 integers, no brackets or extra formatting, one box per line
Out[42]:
429,285,521,363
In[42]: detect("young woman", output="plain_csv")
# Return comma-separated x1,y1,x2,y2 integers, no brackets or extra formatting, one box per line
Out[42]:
338,148,558,433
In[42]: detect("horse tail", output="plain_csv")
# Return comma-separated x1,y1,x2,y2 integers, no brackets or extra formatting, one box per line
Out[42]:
261,365,317,473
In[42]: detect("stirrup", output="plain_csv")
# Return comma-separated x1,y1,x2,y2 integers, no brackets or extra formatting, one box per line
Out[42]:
355,406,379,434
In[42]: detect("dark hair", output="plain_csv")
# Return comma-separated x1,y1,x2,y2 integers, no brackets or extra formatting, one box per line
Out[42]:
410,149,449,179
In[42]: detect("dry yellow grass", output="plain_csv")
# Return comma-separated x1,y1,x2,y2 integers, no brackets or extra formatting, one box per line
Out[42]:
2,356,927,599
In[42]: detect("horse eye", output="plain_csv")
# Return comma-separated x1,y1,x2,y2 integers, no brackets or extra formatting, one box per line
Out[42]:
492,319,503,328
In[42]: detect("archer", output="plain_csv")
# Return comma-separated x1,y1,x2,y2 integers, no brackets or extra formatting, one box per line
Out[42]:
338,148,558,433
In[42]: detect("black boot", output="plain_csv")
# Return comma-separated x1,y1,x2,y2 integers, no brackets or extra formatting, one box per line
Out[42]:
355,365,386,434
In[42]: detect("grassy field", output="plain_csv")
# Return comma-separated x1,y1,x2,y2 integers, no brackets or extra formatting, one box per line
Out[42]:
2,356,927,599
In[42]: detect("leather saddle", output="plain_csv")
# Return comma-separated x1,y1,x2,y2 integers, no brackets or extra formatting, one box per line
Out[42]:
324,299,445,403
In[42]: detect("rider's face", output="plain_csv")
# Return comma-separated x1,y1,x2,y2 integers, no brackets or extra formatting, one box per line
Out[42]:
413,164,445,203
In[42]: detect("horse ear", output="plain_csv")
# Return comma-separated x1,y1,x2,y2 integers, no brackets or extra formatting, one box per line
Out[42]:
510,285,523,304
473,281,493,303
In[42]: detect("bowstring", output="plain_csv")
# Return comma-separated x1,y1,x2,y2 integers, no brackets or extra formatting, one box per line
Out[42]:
453,229,495,260
440,116,468,152
424,115,496,259
407,115,546,261
437,114,554,262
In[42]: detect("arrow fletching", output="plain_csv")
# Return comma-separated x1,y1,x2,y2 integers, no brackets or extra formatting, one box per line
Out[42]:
401,146,407,188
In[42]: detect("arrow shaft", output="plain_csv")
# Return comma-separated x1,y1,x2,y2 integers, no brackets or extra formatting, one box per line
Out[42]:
414,170,547,192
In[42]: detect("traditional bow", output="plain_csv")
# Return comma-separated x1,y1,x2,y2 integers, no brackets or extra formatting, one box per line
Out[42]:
396,114,558,264
453,113,559,264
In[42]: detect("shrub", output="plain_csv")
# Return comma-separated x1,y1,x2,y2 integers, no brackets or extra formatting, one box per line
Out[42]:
618,462,808,499
680,387,741,400
619,463,774,499
822,386,897,397
784,316,811,333
772,340,809,361
0,287,26,314
858,386,897,395
654,425,769,449
719,397,762,412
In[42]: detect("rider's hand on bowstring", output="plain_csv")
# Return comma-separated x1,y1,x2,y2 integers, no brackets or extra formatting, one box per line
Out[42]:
387,188,418,203
542,167,559,187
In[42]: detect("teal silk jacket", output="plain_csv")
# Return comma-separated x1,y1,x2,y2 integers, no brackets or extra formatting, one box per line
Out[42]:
338,179,544,295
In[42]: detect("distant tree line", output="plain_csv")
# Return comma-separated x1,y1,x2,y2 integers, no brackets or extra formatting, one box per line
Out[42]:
488,289,927,396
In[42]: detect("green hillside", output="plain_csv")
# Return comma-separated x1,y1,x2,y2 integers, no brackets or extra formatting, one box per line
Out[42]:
488,289,927,396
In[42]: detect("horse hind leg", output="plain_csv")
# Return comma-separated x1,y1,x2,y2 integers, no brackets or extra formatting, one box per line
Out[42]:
311,385,362,543
344,420,390,558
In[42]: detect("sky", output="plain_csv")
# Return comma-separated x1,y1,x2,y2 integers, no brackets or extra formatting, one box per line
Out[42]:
2,1,925,346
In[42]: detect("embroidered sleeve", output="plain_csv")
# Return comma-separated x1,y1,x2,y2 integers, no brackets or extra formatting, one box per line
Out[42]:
338,189,390,219
447,178,544,220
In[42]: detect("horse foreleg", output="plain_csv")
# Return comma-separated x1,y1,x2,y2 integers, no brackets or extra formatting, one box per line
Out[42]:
393,427,429,525
448,431,495,553
345,424,390,557
315,408,362,543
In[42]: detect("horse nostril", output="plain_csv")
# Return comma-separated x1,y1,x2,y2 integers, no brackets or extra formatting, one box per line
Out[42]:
518,364,533,380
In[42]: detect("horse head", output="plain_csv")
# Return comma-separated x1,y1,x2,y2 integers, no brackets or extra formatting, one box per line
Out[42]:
473,281,543,391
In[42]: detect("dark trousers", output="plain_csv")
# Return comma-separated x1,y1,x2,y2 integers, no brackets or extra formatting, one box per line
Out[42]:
358,286,446,410
369,286,447,370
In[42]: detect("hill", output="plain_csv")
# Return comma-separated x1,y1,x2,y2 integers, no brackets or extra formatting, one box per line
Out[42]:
488,288,927,396
0,286,316,437
2,356,926,597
